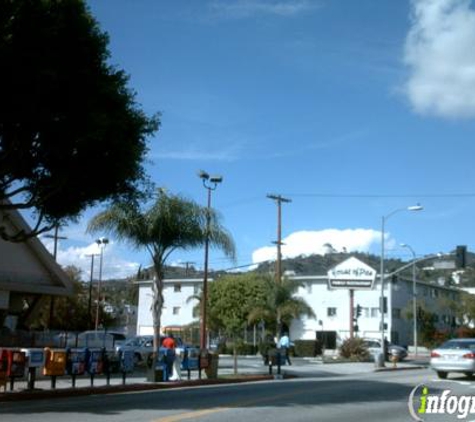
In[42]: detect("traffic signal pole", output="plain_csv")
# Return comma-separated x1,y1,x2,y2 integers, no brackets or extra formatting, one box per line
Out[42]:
349,289,354,339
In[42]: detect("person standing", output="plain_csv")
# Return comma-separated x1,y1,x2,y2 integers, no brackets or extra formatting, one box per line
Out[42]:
162,335,176,379
278,333,292,365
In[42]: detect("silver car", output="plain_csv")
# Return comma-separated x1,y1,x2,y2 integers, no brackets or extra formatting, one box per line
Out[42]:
430,338,475,379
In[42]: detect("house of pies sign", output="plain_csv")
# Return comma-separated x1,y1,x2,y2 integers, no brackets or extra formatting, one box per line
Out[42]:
327,257,376,290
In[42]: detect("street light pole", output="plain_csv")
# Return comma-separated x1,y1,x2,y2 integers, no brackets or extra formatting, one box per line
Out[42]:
94,237,109,331
379,205,423,367
401,243,418,358
198,170,222,351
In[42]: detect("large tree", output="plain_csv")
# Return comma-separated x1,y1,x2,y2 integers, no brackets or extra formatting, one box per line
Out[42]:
0,0,159,241
206,274,268,373
87,191,236,352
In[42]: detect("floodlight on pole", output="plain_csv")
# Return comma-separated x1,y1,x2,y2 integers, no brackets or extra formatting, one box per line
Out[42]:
199,171,223,351
94,237,109,331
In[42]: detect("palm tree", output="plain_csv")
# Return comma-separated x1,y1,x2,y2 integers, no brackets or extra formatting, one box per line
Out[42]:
248,276,315,341
87,190,235,351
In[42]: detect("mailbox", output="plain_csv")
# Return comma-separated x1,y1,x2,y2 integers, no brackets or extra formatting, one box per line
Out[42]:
6,349,26,378
86,348,104,375
66,348,87,376
43,348,67,376
119,348,134,373
181,347,199,371
22,348,45,369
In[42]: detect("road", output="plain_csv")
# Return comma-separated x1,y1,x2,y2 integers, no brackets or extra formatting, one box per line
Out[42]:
1,360,474,421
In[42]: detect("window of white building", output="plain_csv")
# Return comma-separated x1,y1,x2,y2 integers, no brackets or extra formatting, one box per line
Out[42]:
173,306,180,315
370,307,379,318
327,307,337,317
174,283,181,293
193,284,201,294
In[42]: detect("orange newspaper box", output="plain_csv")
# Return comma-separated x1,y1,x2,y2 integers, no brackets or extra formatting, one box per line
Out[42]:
43,348,66,377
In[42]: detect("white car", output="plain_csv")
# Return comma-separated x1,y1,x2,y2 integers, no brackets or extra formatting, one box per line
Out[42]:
430,338,475,379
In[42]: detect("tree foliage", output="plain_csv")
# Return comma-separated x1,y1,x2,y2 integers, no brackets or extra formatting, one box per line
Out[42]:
248,276,316,339
0,0,159,241
87,191,236,351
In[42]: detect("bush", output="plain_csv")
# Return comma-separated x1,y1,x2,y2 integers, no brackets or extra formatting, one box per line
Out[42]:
293,340,322,357
339,338,370,361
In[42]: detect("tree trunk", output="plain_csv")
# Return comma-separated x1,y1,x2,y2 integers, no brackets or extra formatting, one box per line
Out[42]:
151,266,164,353
233,343,238,375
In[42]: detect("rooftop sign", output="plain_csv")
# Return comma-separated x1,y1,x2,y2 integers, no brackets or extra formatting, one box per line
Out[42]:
328,257,376,290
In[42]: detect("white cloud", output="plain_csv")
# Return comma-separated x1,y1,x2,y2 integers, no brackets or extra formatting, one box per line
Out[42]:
209,0,320,19
404,0,475,118
42,239,140,281
252,228,381,263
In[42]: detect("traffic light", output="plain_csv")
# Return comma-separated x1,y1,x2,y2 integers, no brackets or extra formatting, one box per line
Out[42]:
356,304,362,318
456,245,467,269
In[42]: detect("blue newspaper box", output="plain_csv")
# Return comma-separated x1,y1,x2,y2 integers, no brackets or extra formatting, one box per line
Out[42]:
86,348,104,375
119,348,134,373
22,348,45,369
66,348,87,376
181,347,199,370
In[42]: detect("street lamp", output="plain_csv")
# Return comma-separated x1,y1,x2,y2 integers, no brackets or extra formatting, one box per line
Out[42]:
379,204,423,367
198,170,222,350
400,243,418,358
94,237,109,331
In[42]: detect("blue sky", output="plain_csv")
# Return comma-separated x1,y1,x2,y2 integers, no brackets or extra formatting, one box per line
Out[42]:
40,0,475,280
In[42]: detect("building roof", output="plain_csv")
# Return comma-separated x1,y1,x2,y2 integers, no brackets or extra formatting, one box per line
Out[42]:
0,207,73,297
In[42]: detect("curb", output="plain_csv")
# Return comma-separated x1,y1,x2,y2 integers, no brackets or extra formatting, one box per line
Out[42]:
374,365,426,372
0,374,275,403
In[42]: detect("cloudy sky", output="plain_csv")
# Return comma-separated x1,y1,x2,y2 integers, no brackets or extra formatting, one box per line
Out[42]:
38,0,475,280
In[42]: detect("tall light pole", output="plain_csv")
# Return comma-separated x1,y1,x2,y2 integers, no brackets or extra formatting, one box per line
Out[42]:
86,253,99,328
400,243,418,358
94,237,109,331
379,205,423,367
198,170,222,350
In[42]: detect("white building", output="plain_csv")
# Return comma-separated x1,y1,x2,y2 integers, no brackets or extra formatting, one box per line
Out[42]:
136,257,460,348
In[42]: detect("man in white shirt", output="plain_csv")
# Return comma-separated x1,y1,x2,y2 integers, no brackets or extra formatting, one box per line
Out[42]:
278,333,292,365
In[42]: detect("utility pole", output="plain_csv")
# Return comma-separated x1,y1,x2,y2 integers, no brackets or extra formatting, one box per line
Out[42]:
267,194,292,285
44,224,67,328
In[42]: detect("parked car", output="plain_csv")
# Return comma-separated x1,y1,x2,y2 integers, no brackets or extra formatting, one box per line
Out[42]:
430,338,475,379
362,338,408,360
66,330,126,349
116,335,184,366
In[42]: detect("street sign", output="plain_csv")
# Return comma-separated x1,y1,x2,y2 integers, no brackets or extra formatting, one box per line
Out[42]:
328,257,376,290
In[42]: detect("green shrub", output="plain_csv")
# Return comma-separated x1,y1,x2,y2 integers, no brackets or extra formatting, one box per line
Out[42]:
293,340,322,357
339,338,370,361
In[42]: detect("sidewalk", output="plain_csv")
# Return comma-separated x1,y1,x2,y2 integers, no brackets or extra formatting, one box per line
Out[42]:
0,356,429,401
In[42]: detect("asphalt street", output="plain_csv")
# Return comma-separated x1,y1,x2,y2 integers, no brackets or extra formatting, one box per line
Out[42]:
2,357,474,422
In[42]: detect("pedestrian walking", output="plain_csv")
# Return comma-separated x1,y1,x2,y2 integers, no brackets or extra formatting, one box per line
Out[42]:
278,333,293,365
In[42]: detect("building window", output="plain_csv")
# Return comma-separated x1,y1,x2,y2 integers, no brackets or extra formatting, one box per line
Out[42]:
392,308,401,319
174,283,181,293
173,307,180,315
193,284,201,294
371,307,379,318
306,284,312,294
363,307,370,318
327,307,337,317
